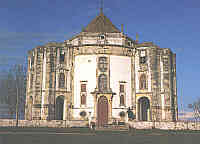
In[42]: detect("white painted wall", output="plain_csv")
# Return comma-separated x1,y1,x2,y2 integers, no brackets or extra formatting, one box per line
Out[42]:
135,53,140,92
82,37,97,45
147,50,152,92
110,56,132,118
106,37,123,45
73,55,97,118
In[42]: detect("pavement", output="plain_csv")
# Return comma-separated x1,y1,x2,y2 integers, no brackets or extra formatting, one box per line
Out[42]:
0,128,200,144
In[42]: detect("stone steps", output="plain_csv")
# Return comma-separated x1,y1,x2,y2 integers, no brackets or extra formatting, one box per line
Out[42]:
95,125,129,131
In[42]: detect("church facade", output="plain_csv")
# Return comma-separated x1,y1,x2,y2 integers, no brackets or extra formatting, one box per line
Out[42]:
25,11,178,126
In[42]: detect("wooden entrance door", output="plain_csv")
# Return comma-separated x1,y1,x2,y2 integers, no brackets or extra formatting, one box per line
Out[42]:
138,97,150,121
97,96,108,127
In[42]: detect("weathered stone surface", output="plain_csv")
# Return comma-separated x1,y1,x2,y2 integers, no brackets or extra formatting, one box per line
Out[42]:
25,11,178,125
128,121,200,130
1,120,200,131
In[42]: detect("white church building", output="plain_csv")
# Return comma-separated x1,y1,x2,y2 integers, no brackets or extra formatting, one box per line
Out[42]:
25,9,178,127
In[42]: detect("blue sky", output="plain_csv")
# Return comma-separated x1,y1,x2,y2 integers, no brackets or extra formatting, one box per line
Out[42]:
0,0,199,112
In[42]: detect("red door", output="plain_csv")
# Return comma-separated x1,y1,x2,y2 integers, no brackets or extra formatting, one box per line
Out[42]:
97,96,108,127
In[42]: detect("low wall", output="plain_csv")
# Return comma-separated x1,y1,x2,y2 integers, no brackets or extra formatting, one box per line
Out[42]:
0,119,88,128
1,119,200,130
128,121,200,130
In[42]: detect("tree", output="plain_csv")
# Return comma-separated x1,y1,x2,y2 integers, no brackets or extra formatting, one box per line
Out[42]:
188,98,200,121
0,64,27,119
0,76,9,104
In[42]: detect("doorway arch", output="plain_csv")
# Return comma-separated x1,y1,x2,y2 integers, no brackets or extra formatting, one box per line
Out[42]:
138,97,150,121
97,96,108,127
56,96,64,120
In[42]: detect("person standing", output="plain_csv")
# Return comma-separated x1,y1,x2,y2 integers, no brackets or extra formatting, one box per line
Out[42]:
88,112,92,129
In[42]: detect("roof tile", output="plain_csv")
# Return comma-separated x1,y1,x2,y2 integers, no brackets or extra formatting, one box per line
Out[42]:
83,12,121,33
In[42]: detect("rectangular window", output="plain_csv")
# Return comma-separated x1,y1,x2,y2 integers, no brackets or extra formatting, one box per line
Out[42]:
140,50,147,64
163,58,169,71
81,84,86,92
119,83,125,106
80,83,87,105
120,84,125,93
99,57,108,72
60,54,65,63
81,94,86,105
120,95,125,106
141,51,146,57
140,56,147,64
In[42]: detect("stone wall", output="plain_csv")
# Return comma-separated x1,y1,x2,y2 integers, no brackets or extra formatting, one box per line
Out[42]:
1,119,200,130
128,121,200,130
0,119,88,128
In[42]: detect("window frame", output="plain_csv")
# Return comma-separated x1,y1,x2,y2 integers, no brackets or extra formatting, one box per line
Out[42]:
120,84,125,93
140,74,147,90
81,94,86,105
81,84,87,92
98,57,108,72
120,94,125,106
59,73,65,88
140,50,147,64
98,74,107,92
59,48,65,63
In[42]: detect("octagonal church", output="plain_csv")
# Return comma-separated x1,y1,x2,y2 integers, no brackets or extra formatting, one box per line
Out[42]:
25,10,178,126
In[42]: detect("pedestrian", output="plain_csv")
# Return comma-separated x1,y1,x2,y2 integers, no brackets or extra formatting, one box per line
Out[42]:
88,112,92,129
91,122,95,130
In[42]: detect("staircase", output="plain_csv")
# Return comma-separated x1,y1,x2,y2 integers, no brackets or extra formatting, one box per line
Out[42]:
95,124,129,131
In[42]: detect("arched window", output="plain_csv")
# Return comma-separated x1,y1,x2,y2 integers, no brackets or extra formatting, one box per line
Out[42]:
59,49,65,63
98,57,107,72
140,74,147,90
81,94,86,105
56,96,64,120
98,74,107,92
59,73,65,88
30,74,34,89
30,53,34,68
120,95,125,106
29,96,33,105
49,74,53,88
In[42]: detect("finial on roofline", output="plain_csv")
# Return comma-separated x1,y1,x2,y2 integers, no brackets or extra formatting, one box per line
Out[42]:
100,0,103,13
136,32,139,43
